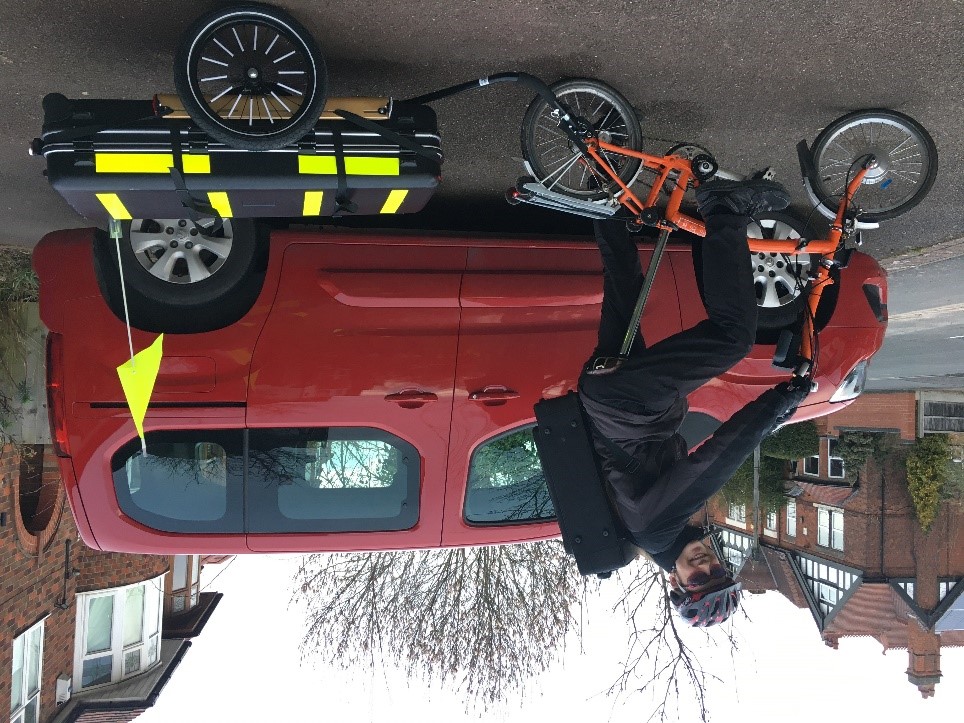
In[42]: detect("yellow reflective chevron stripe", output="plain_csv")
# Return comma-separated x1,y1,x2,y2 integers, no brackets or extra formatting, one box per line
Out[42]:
380,190,408,214
298,155,400,175
95,153,211,173
303,191,324,216
207,192,233,218
95,193,132,220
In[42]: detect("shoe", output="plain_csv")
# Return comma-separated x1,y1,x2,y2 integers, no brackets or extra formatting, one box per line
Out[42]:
695,179,790,218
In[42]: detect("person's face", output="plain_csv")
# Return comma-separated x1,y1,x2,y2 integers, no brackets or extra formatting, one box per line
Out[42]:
669,540,727,592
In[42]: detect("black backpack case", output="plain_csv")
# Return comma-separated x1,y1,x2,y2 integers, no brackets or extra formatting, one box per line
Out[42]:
534,391,637,577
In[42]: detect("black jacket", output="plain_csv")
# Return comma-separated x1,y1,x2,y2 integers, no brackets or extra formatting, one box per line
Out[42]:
581,384,807,570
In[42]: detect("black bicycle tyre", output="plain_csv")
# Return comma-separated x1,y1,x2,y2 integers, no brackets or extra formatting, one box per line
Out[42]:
520,78,642,201
174,3,328,151
809,108,937,222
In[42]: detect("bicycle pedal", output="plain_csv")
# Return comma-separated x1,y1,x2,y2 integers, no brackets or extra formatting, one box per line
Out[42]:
747,167,776,181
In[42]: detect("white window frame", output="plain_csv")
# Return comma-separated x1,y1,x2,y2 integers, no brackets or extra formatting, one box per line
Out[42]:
786,500,797,537
816,506,845,551
11,618,45,723
726,502,747,528
171,554,202,611
764,509,778,536
73,575,164,692
828,439,845,479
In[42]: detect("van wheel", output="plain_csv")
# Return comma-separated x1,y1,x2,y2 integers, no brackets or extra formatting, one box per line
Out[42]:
94,218,267,333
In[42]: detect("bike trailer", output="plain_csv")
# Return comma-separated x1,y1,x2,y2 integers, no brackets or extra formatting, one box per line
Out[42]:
32,95,442,223
534,391,638,578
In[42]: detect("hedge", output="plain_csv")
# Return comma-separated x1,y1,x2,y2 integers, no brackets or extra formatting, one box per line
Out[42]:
906,434,949,532
762,421,819,460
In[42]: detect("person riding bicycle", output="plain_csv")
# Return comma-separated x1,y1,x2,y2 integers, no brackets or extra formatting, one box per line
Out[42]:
578,178,811,627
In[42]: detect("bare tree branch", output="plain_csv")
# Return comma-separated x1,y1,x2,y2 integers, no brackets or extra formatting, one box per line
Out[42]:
292,541,598,707
607,559,740,723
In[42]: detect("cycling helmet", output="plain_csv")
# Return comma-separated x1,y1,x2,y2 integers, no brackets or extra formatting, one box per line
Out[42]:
670,581,742,627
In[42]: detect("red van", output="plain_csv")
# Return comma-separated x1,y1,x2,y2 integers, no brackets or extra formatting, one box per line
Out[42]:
35,224,886,553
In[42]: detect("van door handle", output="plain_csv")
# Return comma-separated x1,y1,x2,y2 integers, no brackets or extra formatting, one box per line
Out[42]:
468,386,520,404
385,390,438,409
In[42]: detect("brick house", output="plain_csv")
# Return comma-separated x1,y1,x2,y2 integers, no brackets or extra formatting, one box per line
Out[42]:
706,391,964,699
1,443,224,722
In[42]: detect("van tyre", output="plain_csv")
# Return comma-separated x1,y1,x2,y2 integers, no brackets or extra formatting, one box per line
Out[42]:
93,218,267,334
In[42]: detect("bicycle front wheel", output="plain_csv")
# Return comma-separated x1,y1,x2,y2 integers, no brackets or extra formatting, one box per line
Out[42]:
174,3,328,151
810,109,937,222
521,78,642,200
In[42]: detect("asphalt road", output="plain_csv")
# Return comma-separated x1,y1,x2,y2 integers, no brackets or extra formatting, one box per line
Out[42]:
1,0,962,258
867,254,964,390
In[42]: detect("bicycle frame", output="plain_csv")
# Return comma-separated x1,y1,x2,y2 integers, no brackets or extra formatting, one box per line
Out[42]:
580,138,874,367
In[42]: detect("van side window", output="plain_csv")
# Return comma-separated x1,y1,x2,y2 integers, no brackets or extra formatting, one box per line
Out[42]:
246,428,419,533
464,426,555,525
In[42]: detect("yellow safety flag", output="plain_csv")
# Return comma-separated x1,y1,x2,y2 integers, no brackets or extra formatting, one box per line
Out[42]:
116,334,164,455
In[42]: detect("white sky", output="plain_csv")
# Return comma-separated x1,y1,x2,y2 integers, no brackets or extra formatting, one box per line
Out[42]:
138,555,964,722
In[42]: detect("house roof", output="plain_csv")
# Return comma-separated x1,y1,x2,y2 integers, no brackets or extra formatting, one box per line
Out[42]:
162,591,223,639
733,546,809,609
762,548,810,610
51,640,190,723
793,481,859,507
824,584,964,649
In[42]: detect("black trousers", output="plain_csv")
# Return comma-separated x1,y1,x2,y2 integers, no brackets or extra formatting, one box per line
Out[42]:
579,216,758,409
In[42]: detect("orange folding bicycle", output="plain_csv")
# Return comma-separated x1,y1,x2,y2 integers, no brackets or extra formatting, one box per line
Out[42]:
417,74,937,378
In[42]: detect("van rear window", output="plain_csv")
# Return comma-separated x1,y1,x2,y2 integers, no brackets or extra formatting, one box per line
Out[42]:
111,431,244,533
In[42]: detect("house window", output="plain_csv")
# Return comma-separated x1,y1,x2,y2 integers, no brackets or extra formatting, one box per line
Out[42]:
828,439,845,478
11,619,44,723
939,580,958,602
765,510,778,533
804,455,819,475
786,500,797,537
727,503,746,524
796,554,858,618
719,530,753,571
171,555,202,611
75,576,163,691
817,507,845,551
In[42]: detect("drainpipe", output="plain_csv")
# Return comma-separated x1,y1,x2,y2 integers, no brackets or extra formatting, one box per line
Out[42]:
55,539,79,610
752,445,761,558
880,459,885,578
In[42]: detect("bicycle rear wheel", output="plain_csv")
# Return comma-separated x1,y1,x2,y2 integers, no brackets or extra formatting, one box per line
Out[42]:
810,109,937,222
174,3,328,151
521,78,642,200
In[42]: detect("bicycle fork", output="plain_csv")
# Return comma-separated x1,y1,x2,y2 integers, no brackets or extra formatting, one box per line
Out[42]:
585,227,671,375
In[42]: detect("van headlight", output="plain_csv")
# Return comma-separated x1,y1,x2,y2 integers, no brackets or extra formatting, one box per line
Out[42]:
829,360,868,403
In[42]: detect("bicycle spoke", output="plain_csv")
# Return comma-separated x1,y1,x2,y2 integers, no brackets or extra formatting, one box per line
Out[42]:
210,85,235,103
213,38,234,58
544,154,584,190
888,168,921,182
270,91,291,113
227,94,243,118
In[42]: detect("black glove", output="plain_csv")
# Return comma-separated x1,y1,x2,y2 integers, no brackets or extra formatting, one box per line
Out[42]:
773,378,811,425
